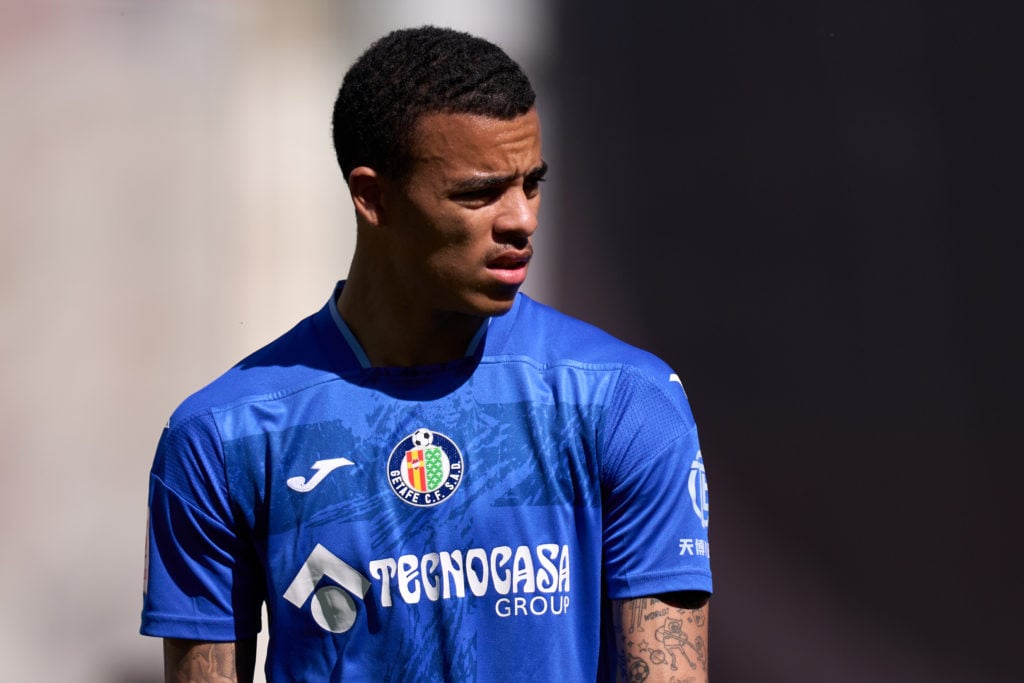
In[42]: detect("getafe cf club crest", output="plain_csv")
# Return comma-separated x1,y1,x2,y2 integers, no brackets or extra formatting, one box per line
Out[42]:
386,428,464,507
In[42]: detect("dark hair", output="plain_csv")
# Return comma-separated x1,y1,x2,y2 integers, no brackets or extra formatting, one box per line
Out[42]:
332,26,536,181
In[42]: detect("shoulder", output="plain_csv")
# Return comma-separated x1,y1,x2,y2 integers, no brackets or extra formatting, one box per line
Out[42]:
168,306,347,428
495,294,683,388
491,295,696,442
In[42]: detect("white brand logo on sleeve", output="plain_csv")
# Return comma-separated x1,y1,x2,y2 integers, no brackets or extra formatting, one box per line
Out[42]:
669,373,688,398
287,457,355,492
687,450,710,528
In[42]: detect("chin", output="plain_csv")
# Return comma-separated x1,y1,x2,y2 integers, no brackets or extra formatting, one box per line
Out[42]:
484,299,517,317
462,288,519,318
466,299,516,319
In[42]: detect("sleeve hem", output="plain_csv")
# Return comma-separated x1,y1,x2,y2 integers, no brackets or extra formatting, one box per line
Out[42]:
140,612,259,641
606,569,713,600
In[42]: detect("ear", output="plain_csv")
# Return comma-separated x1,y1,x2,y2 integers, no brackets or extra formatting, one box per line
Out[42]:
347,166,385,226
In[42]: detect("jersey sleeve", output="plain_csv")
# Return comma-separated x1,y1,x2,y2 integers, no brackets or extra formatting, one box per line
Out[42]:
141,411,264,640
600,366,712,599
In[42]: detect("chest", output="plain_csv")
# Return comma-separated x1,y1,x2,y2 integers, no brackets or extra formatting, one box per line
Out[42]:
222,376,606,552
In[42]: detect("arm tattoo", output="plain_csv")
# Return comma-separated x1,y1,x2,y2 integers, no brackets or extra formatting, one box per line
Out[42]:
165,641,240,683
613,596,709,682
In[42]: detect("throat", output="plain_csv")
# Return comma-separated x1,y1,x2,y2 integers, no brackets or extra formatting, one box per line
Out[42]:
337,287,485,367
368,316,485,367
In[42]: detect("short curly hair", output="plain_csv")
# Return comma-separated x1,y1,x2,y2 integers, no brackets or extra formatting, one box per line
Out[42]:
332,26,536,181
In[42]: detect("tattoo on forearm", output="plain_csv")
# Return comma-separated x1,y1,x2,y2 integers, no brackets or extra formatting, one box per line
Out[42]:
615,598,708,682
171,642,238,683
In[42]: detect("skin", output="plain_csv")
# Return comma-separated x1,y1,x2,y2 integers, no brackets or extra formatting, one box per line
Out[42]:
163,108,711,680
164,638,255,683
339,108,546,367
614,593,710,682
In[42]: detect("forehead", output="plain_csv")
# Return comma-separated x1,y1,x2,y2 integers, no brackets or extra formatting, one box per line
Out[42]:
407,109,542,177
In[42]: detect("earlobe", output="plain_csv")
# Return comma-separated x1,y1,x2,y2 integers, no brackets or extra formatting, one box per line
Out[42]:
348,166,385,226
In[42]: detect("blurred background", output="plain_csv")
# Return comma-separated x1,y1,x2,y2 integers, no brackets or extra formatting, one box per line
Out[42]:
1,1,1019,681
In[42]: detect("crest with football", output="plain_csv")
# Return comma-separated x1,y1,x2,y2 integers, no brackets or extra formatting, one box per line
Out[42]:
386,427,464,507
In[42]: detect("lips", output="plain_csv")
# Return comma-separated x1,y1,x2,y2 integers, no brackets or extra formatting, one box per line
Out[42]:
486,249,532,286
487,252,531,269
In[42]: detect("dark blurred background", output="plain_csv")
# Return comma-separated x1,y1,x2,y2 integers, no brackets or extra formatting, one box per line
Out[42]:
549,1,1022,680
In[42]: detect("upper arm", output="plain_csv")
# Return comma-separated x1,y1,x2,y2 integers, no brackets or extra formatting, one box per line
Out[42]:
163,639,257,683
611,593,709,682
143,416,264,640
601,368,712,599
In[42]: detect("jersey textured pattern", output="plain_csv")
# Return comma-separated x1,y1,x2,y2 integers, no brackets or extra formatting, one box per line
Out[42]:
141,282,712,682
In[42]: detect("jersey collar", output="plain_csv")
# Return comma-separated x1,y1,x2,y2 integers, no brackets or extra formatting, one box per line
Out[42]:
325,281,495,370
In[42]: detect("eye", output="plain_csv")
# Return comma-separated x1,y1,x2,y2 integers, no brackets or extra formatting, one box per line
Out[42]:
452,188,502,207
523,166,548,198
523,175,545,198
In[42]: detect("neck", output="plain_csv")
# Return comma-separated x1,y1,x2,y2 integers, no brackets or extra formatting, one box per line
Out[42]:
337,258,485,368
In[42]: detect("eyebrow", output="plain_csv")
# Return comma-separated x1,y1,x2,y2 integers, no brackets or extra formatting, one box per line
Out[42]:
448,160,548,194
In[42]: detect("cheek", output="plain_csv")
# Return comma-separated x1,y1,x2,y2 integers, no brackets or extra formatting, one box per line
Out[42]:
395,207,494,279
422,243,480,280
422,213,492,255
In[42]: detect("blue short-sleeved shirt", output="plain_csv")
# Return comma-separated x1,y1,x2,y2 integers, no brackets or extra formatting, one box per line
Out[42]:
142,283,711,681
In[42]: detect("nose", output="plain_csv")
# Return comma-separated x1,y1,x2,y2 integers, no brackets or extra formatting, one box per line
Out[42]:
493,187,539,241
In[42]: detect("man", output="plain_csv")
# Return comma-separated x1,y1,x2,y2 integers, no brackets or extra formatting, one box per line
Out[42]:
142,26,711,682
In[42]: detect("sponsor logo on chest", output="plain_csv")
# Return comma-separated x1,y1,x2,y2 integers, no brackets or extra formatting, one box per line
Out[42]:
284,542,573,633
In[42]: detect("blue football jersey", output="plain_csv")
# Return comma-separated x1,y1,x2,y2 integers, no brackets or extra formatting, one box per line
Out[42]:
142,283,712,682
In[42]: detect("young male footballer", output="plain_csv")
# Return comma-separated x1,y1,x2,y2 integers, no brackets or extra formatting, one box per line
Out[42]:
141,26,712,682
